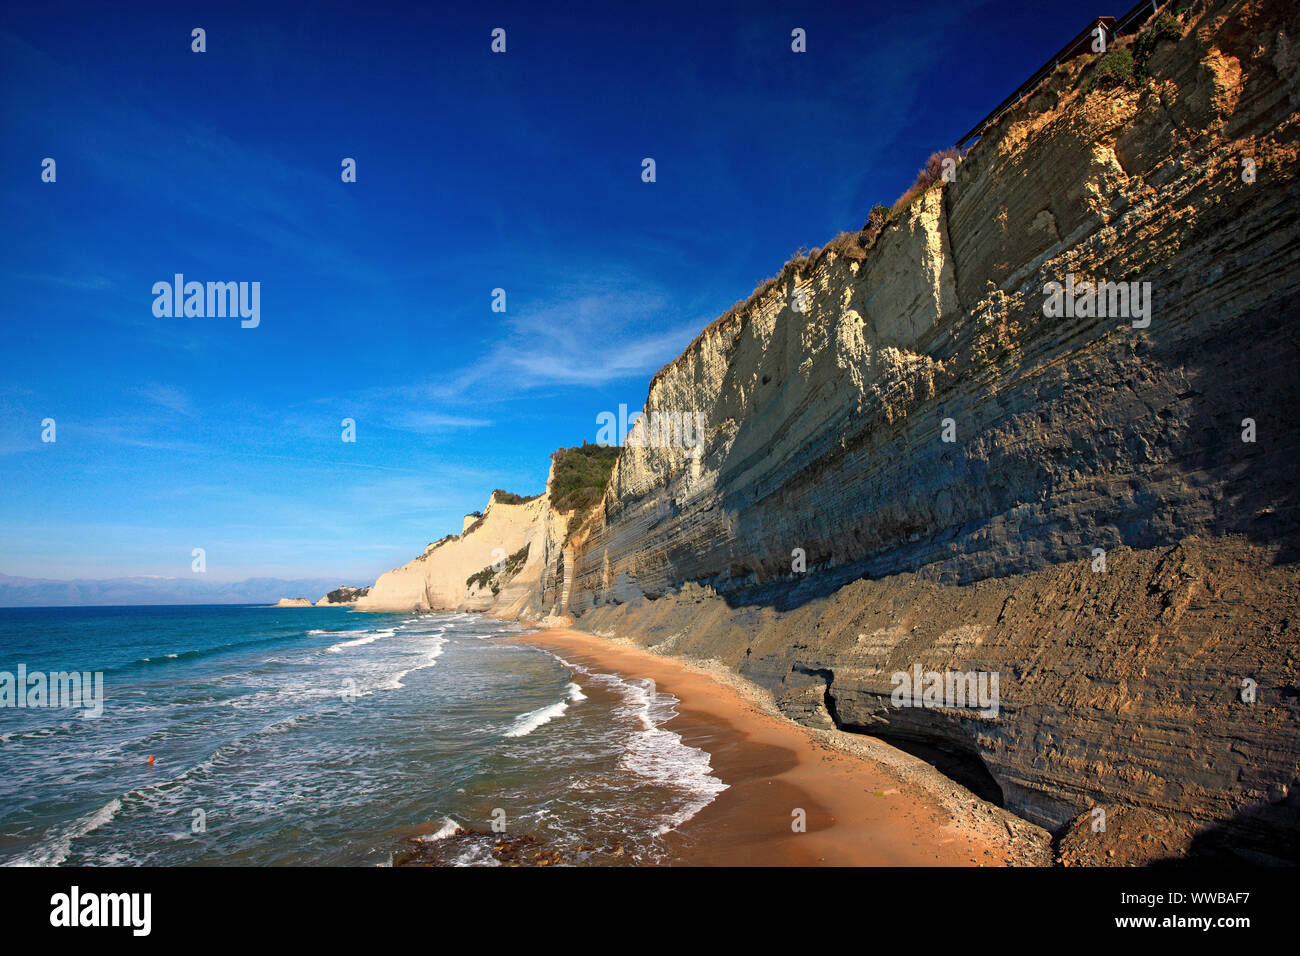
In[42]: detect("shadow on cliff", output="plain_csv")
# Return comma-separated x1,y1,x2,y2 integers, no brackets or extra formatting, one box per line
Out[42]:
692,294,1300,618
862,731,1005,806
1146,794,1300,867
1158,297,1300,569
677,234,1300,615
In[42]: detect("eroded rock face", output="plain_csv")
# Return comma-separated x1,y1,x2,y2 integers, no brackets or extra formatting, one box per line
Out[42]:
568,535,1300,852
494,493,572,621
362,0,1299,853
574,0,1300,611
553,0,1299,847
355,489,551,613
354,472,567,615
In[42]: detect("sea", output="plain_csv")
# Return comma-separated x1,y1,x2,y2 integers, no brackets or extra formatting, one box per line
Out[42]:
0,605,727,866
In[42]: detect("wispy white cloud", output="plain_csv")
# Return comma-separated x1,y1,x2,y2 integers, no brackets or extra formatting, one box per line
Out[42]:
134,382,195,418
321,276,701,438
390,411,494,431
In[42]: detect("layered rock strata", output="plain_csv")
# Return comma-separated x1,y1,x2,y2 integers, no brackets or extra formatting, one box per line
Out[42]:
360,0,1300,858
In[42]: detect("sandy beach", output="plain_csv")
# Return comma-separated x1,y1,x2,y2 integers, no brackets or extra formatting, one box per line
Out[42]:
513,625,1051,866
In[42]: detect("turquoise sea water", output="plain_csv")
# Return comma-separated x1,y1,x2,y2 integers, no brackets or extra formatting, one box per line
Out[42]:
0,605,725,865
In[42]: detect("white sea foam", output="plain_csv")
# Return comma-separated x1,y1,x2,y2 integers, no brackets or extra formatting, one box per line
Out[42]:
504,700,568,738
534,651,728,837
419,817,462,842
613,678,728,835
326,628,394,653
503,681,586,738
9,796,122,866
380,637,447,691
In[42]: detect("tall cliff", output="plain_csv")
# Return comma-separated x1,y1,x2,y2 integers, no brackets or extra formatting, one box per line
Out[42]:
364,0,1300,859
576,0,1298,608
355,466,574,619
356,487,554,615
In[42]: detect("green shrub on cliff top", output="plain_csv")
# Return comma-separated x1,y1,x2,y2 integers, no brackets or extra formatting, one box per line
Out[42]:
1085,47,1135,94
549,442,619,516
491,489,539,505
864,204,891,231
1086,13,1182,98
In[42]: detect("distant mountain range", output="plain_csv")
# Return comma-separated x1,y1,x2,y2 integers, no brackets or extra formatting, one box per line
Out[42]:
0,573,358,607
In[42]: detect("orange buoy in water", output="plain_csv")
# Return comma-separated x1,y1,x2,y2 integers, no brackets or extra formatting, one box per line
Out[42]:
147,755,155,765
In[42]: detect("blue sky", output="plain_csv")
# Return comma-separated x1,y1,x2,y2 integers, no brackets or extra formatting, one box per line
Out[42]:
0,0,1107,584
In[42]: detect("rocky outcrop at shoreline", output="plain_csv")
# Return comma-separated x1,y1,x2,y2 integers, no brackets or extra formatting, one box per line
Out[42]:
314,585,371,606
358,0,1300,861
273,587,372,607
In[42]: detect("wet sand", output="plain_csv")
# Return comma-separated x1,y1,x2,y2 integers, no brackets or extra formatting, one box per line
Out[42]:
514,626,1042,866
